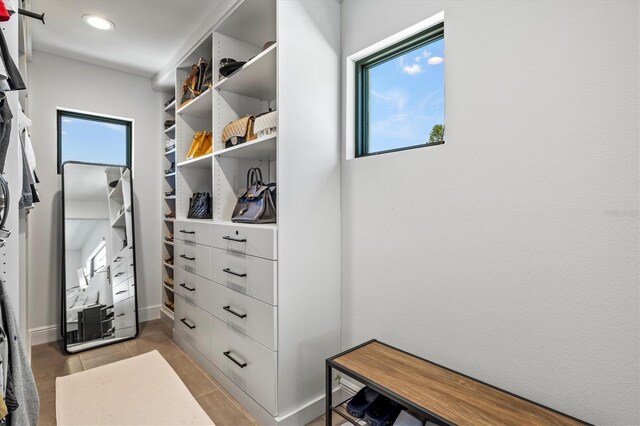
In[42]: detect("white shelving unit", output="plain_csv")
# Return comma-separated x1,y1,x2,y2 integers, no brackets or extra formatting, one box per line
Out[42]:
162,94,177,320
169,1,340,425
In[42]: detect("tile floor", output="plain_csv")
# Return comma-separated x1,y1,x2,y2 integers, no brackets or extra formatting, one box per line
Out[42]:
31,319,341,426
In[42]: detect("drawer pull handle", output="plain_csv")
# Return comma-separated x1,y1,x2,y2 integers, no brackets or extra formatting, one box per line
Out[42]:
116,313,125,317
223,351,247,368
115,290,127,295
180,254,195,261
223,268,246,278
130,263,134,267
179,230,196,234
223,236,246,243
114,272,124,277
180,283,196,292
223,305,247,319
114,256,122,262
180,318,196,329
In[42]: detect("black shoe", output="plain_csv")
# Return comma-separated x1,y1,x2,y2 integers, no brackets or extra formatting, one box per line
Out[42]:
346,386,379,419
363,395,401,426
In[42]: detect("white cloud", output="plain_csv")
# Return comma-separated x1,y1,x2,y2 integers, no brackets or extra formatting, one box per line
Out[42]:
423,49,432,59
414,56,422,62
371,90,408,111
428,56,444,65
402,63,422,75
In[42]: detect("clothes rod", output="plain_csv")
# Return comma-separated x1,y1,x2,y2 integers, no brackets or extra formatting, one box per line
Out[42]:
18,8,45,24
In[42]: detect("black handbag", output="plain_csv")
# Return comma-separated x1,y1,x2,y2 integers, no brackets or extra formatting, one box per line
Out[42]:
199,59,213,92
231,168,276,224
187,192,212,219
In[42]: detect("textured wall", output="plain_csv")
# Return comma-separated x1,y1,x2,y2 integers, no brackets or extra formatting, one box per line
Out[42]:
27,51,163,335
340,1,639,424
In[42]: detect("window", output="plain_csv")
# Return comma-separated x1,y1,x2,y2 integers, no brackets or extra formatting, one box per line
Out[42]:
355,22,444,157
57,110,132,173
84,240,106,281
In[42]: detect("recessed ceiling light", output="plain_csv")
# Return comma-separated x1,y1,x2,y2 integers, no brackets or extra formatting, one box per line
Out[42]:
82,14,115,30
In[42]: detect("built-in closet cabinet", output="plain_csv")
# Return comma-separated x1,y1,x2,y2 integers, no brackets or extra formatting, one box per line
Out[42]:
169,1,341,424
162,94,177,319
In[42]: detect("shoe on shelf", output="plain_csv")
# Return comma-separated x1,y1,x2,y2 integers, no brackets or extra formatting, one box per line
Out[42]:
164,278,174,287
165,162,175,174
165,258,173,265
165,211,176,219
164,300,174,310
347,386,379,419
363,395,401,426
165,234,174,242
165,190,175,197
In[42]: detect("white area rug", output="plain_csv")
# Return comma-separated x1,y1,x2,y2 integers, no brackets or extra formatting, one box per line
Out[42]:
56,350,214,425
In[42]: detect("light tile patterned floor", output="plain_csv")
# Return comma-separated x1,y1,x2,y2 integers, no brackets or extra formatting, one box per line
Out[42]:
31,319,336,426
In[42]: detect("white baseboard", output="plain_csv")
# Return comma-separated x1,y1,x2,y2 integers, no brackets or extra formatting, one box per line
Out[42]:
28,304,163,346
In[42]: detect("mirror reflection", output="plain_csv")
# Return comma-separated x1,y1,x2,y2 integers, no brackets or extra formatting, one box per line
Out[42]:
62,162,138,353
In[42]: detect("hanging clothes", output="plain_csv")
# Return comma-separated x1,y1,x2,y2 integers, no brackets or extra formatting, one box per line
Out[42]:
0,21,24,91
0,279,38,425
0,93,10,175
17,105,37,210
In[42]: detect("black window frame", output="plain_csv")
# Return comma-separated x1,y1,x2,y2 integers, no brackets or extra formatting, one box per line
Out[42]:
57,110,132,174
355,22,445,158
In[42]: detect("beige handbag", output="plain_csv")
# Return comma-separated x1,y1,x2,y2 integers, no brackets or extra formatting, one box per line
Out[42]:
222,116,256,148
254,110,277,138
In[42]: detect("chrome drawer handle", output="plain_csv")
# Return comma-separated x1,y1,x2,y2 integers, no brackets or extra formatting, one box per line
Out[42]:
179,230,195,234
223,305,247,319
180,318,196,329
115,290,127,295
114,256,122,262
116,313,125,317
114,272,124,277
222,236,246,243
180,283,196,292
180,254,195,261
223,268,246,278
223,351,247,368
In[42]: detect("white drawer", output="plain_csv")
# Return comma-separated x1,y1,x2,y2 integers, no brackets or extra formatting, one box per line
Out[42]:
210,247,277,306
114,299,135,329
111,261,133,286
174,267,216,315
175,220,212,246
174,295,212,358
211,223,277,260
113,283,130,305
175,240,211,280
210,283,277,351
112,245,133,266
211,316,277,415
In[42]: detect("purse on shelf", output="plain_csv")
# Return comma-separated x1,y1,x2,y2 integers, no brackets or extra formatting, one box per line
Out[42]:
187,192,212,219
186,131,213,160
232,168,276,224
180,58,208,107
253,110,277,138
222,116,256,148
199,59,213,92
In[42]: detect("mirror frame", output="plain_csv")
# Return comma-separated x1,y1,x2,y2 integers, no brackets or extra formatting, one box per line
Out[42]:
61,160,139,354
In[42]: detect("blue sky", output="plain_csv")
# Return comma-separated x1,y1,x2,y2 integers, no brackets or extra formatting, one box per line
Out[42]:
368,37,444,152
61,116,128,166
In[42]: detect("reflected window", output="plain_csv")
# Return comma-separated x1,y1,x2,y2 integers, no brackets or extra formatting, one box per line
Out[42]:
57,110,132,173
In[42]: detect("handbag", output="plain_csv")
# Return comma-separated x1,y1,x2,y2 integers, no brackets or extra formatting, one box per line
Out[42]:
186,131,213,160
180,58,207,107
253,110,277,138
187,192,212,219
232,168,276,224
199,59,213,92
222,116,256,148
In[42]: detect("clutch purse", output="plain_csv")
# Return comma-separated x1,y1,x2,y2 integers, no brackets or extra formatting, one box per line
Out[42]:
186,131,213,160
222,116,256,148
253,110,277,138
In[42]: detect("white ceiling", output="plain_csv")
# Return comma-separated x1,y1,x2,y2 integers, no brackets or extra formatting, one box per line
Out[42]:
31,0,224,78
65,219,106,250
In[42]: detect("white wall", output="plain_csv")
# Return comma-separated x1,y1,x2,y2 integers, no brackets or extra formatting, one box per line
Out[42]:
341,1,639,424
27,51,163,338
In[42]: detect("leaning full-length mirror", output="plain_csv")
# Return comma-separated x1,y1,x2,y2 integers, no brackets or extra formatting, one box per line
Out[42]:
62,161,138,353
